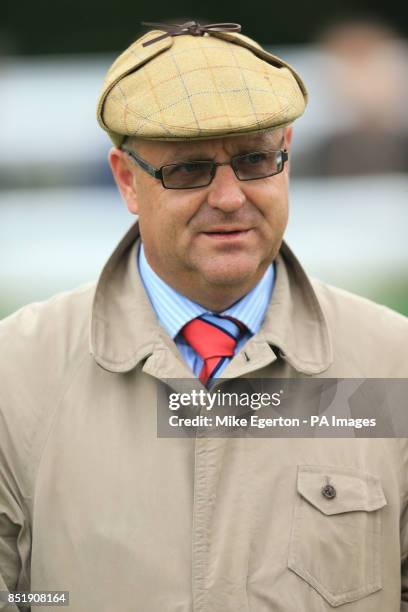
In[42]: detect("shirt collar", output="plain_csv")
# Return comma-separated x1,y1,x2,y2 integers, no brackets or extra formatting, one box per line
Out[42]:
138,242,274,338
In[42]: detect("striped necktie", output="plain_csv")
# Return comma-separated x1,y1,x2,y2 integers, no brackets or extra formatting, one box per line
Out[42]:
181,313,246,385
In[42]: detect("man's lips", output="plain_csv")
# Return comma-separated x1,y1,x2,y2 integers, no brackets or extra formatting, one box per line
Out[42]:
201,228,252,240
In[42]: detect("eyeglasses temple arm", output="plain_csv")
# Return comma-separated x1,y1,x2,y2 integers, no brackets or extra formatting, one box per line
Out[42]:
122,149,162,179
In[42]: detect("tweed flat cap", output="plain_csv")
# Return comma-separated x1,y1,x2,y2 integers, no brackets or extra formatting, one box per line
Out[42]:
97,23,308,146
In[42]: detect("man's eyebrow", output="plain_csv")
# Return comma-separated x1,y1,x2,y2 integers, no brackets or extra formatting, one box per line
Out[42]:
232,130,285,152
244,131,285,148
162,149,214,163
161,131,285,162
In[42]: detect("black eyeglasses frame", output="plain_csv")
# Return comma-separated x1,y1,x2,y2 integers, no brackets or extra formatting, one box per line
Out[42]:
121,147,289,190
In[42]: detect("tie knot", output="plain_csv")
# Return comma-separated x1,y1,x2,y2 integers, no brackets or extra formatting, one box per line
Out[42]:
181,314,245,361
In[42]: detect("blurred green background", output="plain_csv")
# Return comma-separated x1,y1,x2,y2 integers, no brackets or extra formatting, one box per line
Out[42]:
3,1,408,54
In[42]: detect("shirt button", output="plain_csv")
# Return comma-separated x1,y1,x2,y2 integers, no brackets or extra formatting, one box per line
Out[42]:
321,484,336,499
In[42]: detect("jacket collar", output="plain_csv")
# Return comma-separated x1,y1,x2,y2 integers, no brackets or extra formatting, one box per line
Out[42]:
90,221,333,375
257,241,333,374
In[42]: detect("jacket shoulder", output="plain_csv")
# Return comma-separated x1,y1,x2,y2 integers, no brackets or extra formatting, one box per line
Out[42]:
311,278,408,376
0,282,95,360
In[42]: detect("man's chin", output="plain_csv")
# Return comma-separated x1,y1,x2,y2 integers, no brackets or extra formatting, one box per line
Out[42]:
198,260,263,288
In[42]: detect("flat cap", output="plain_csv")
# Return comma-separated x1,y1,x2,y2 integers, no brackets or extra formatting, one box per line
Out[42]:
97,22,308,146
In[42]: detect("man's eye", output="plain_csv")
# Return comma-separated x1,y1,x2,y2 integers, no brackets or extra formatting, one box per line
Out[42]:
163,162,211,186
246,153,267,164
173,163,204,174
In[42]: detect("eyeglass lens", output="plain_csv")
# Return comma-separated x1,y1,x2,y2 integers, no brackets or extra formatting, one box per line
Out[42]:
161,151,284,188
162,161,213,188
233,151,283,180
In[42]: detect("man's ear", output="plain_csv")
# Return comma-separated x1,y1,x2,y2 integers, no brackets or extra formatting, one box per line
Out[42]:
284,126,293,149
283,126,293,174
108,148,139,215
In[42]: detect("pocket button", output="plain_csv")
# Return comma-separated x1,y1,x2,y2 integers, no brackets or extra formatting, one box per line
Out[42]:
321,483,336,499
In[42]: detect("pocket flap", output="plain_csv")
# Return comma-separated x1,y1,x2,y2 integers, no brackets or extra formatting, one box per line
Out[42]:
297,465,387,515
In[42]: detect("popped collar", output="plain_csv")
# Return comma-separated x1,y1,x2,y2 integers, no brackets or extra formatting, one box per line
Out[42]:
90,220,333,376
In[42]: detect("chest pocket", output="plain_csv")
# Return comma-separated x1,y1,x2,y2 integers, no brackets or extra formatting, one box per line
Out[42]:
288,465,387,607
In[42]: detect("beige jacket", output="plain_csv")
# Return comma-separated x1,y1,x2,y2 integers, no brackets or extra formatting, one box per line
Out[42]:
1,221,408,611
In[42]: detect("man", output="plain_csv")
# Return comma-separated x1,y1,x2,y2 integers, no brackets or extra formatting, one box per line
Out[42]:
1,21,408,612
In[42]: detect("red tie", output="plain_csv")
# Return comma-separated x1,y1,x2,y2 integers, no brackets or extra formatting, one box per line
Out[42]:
181,314,245,385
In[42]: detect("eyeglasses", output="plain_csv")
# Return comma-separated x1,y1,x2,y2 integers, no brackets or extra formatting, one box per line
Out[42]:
122,147,288,190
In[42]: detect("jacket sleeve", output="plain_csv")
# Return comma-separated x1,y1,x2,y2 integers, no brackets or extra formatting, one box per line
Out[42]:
401,496,408,609
0,515,22,612
0,408,31,611
0,298,80,611
401,435,408,610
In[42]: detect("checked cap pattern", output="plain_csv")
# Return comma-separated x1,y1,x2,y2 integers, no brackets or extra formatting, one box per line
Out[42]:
97,29,308,146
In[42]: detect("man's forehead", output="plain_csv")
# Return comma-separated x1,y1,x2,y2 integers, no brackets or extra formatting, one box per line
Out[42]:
139,129,285,161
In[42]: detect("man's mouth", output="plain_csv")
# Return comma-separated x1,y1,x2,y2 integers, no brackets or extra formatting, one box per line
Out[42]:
202,227,252,239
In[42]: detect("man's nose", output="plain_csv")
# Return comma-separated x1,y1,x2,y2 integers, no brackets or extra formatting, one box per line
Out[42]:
206,165,246,212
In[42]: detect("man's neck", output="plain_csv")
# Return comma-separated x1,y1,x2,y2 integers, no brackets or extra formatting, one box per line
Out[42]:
165,279,260,312
140,244,270,312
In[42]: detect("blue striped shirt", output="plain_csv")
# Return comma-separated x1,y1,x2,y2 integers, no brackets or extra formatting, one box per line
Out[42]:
138,244,275,378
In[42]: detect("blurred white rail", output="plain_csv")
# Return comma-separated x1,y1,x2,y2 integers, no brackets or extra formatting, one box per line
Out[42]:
0,175,406,317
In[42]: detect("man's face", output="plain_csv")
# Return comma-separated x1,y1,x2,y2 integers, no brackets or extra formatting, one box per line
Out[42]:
110,128,292,307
